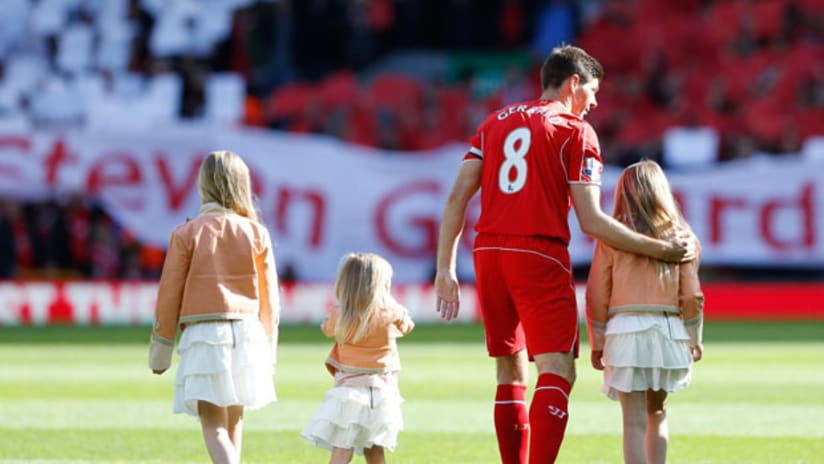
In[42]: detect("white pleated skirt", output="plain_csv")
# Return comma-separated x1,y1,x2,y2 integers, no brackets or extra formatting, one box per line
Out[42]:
173,318,276,417
601,313,694,401
301,383,404,455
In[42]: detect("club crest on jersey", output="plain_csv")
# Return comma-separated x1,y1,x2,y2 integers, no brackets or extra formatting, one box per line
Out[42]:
582,157,602,183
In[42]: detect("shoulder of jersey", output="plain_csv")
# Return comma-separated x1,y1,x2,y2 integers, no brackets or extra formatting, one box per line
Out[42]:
543,110,586,130
558,113,592,131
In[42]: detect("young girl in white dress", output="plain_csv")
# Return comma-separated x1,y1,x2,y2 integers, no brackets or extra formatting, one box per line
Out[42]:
302,252,415,464
586,160,704,464
149,150,280,464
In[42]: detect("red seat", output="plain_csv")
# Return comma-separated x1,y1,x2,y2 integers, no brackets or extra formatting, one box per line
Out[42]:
367,73,424,114
435,86,471,140
341,101,379,147
794,108,824,141
317,70,359,110
243,95,264,127
267,82,316,120
740,97,783,144
752,0,786,41
796,0,824,14
703,1,746,48
579,18,641,74
717,52,772,103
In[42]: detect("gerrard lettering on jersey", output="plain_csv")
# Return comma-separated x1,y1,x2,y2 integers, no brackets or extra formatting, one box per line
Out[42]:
496,104,555,121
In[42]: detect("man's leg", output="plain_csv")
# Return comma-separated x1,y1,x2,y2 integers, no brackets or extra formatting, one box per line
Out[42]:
528,352,576,464
495,350,530,464
474,243,529,464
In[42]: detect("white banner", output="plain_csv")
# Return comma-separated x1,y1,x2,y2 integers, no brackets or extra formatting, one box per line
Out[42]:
1,128,822,282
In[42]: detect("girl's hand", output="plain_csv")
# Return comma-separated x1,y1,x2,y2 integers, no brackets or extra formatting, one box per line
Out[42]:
591,350,604,371
690,344,704,362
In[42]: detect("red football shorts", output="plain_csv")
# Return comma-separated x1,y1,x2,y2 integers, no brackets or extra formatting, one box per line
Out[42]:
473,234,579,359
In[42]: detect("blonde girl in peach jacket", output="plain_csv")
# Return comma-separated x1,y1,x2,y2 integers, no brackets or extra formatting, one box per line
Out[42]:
302,252,414,464
586,160,704,464
148,150,280,464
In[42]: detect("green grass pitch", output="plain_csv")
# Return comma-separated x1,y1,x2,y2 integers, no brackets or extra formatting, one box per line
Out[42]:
1,321,822,463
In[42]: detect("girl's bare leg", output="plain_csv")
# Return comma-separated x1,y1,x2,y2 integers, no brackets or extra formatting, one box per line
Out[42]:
198,401,238,464
364,445,386,464
618,391,648,464
645,390,669,464
227,405,244,463
330,447,354,464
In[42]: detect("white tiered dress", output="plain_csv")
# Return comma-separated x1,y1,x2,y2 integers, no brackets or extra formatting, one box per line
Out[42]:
601,312,693,401
173,317,276,416
301,372,404,455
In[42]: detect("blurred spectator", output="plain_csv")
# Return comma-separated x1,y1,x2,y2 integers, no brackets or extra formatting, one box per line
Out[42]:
0,199,18,278
0,196,160,281
25,200,72,277
224,0,295,97
292,0,349,80
88,215,121,279
279,262,299,283
64,194,93,276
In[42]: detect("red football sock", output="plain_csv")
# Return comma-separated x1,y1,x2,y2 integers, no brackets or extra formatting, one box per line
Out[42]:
494,384,529,464
528,373,571,464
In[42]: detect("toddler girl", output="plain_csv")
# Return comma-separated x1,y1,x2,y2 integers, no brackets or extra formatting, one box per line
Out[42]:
302,252,414,464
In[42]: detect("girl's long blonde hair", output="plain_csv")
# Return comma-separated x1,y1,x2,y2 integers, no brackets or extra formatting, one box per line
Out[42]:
613,159,691,281
198,150,259,222
333,253,393,344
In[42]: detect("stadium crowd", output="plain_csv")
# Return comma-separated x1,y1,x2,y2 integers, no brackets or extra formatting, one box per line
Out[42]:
0,195,165,280
1,0,823,279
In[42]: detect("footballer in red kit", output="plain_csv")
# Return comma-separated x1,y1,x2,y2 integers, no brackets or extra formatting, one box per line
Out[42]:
467,98,603,360
434,45,693,464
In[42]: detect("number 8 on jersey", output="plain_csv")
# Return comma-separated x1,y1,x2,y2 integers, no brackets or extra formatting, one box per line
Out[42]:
498,127,531,194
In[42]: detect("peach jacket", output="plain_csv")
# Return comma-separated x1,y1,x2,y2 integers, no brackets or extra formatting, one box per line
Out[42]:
148,203,280,371
585,236,704,351
322,298,415,376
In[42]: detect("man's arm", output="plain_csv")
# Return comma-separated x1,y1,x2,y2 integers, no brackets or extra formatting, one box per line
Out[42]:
570,183,693,262
434,159,482,320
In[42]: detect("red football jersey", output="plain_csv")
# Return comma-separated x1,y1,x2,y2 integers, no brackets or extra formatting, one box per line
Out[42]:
465,99,603,244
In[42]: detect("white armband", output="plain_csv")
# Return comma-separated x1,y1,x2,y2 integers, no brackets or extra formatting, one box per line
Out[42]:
148,333,175,371
587,319,607,352
683,314,704,345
